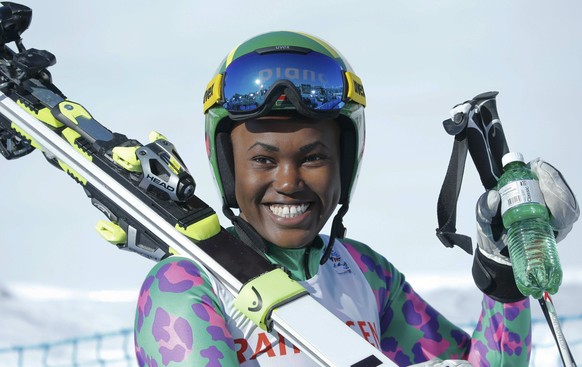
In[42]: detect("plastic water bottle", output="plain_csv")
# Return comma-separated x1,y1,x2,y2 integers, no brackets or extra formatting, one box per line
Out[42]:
497,152,562,299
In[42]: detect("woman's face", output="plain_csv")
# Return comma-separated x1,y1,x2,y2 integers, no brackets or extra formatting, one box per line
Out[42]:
230,117,341,248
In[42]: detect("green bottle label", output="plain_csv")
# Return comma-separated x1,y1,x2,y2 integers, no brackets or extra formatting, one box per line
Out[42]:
499,179,545,215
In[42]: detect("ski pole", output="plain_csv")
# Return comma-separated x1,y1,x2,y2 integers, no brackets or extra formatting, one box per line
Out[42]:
539,292,577,366
437,92,577,366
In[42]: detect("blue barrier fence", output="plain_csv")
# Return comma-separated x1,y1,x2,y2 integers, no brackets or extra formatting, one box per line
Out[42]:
1,315,581,366
0,328,134,367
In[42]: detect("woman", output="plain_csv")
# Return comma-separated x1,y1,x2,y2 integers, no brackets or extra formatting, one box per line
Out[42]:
134,31,578,367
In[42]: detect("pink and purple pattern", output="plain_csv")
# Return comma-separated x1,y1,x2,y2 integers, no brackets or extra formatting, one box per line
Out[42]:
134,237,531,366
135,258,238,366
341,238,531,366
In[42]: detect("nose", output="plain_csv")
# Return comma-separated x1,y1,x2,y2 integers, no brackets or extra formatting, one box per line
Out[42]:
272,162,304,194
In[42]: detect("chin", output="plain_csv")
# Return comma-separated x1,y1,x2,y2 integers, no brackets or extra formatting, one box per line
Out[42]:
266,230,316,249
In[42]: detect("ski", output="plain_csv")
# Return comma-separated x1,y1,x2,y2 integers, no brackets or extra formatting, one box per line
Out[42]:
0,3,394,366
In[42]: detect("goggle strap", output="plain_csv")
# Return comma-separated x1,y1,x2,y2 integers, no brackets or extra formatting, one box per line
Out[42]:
203,74,224,113
345,71,366,107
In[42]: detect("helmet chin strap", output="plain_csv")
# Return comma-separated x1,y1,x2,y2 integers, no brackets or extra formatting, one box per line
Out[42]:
320,203,349,265
223,202,349,266
222,204,269,259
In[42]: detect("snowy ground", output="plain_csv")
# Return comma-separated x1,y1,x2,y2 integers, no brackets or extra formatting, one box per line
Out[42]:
0,274,581,366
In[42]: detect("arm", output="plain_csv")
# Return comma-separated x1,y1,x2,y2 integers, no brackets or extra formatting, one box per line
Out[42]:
468,295,530,366
341,239,531,366
134,257,240,366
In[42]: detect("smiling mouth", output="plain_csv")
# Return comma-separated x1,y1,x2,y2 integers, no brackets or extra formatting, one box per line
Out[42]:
268,203,310,218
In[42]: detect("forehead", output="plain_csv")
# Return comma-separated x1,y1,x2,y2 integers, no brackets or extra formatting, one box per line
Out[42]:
231,118,341,152
231,117,340,142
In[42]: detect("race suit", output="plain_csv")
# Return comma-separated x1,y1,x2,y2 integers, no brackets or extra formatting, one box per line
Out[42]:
134,234,531,366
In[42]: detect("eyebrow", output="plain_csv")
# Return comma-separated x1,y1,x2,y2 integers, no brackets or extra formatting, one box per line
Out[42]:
247,141,328,153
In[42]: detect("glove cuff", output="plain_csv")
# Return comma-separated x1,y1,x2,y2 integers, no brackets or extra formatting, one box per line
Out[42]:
472,247,527,303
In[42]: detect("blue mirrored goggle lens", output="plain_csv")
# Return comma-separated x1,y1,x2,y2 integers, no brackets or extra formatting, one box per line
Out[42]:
222,51,345,113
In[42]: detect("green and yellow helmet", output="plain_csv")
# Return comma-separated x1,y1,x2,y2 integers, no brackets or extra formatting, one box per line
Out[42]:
203,31,366,210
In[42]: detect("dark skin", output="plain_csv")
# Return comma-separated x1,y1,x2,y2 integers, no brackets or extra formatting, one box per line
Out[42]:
230,116,342,249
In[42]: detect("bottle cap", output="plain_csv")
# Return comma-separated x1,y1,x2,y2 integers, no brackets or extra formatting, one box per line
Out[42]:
502,152,525,167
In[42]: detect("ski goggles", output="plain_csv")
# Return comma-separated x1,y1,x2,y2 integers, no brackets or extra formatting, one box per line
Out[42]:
203,48,366,119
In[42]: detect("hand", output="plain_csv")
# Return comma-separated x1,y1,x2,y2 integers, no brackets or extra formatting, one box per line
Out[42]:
477,158,579,259
475,189,509,266
529,158,579,241
474,158,579,302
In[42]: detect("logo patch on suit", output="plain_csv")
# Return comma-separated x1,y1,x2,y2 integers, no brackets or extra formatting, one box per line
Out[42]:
329,249,352,274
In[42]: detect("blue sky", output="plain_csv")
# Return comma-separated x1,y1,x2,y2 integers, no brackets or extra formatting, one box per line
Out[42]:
2,1,581,297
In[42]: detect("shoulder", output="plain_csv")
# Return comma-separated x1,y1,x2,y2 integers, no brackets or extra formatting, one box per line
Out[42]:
135,259,239,366
338,237,398,274
144,256,215,294
337,237,405,291
136,256,226,335
138,256,222,314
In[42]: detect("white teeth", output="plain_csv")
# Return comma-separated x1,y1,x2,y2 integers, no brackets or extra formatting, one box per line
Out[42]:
269,204,309,218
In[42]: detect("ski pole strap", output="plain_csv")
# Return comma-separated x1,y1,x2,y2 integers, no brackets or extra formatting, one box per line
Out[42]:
436,91,509,255
436,131,473,254
235,268,308,331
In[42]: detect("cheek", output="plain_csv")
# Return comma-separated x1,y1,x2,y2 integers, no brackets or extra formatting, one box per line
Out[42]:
311,166,341,203
234,168,265,207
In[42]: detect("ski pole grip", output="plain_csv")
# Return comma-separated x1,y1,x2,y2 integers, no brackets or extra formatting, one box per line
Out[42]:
436,92,509,253
465,91,509,190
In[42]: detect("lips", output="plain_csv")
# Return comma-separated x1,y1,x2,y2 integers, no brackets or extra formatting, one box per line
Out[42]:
268,203,310,218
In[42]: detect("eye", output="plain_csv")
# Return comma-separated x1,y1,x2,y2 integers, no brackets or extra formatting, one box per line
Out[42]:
303,154,328,166
251,156,275,166
304,155,322,162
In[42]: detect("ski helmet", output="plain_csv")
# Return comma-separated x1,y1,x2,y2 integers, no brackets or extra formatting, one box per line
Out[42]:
203,31,366,211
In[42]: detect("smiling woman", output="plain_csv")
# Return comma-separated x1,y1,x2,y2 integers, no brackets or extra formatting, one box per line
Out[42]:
231,117,341,249
1,1,581,365
129,30,568,367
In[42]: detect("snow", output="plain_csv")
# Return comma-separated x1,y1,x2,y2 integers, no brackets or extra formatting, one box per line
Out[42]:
0,283,136,348
1,274,581,366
